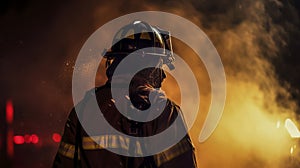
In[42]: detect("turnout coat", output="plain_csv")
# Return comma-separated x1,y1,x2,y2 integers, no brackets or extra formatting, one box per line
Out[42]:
53,83,197,168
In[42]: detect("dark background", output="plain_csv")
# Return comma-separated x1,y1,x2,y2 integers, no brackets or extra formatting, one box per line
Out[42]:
1,0,300,167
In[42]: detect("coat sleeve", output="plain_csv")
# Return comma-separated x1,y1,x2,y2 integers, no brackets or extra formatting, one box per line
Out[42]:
155,136,197,168
52,108,79,168
154,102,198,168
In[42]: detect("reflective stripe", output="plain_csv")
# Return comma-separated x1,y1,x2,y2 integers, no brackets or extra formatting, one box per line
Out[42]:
154,138,193,167
58,135,192,165
82,135,143,156
83,135,119,150
58,142,80,159
118,135,130,150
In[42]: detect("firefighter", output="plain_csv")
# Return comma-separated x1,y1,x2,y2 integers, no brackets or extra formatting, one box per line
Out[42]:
53,21,197,168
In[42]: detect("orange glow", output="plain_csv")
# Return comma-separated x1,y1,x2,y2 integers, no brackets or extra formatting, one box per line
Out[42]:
191,82,296,167
154,36,297,167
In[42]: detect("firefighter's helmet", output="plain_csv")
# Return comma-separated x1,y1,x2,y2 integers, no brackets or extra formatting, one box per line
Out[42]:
103,21,175,71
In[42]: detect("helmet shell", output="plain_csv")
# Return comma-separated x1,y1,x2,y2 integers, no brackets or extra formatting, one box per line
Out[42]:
104,21,175,70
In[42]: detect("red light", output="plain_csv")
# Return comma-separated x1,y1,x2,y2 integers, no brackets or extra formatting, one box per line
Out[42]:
14,135,25,145
24,134,32,143
52,133,61,143
31,134,39,144
7,130,14,157
6,100,14,124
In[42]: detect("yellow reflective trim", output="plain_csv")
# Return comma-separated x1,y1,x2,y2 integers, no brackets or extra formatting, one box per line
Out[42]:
111,135,118,148
83,135,123,150
83,136,107,149
135,141,143,156
82,135,143,156
59,136,192,164
101,135,107,148
119,135,129,150
58,142,80,159
82,136,102,150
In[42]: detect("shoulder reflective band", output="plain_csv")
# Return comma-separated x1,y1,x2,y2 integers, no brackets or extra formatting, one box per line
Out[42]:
58,142,80,159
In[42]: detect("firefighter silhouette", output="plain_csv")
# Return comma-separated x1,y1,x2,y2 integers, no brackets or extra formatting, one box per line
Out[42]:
53,21,197,168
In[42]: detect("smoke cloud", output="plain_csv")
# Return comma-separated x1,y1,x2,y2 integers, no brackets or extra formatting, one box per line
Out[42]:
158,0,300,167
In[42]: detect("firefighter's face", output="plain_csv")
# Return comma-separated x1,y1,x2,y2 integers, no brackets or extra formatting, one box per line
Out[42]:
131,67,166,88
